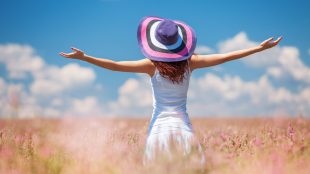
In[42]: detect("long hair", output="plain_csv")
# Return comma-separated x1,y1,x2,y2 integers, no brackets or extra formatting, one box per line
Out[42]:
150,58,190,84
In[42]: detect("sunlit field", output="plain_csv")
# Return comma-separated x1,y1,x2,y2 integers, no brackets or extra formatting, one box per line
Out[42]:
0,116,309,174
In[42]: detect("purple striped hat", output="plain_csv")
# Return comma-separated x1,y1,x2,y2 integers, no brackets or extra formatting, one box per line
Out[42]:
137,16,197,62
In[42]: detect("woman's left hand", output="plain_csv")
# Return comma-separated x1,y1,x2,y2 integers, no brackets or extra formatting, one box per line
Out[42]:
259,36,283,50
59,47,85,60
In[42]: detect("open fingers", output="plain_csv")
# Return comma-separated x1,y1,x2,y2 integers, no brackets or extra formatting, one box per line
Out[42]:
261,37,274,46
71,47,81,52
274,36,283,44
59,52,71,58
265,37,274,43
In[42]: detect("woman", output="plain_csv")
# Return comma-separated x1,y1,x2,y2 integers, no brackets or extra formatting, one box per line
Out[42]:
59,16,282,165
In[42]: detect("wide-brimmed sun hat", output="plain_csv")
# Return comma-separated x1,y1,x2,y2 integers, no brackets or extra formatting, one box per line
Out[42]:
137,16,197,62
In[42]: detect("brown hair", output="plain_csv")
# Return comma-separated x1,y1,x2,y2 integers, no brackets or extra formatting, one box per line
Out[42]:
151,58,190,84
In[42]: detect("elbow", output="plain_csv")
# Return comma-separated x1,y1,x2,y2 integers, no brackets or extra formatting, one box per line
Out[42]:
213,54,228,65
110,61,121,71
219,54,232,63
110,65,118,71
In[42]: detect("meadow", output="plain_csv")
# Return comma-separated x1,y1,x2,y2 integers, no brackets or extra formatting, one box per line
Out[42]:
0,116,309,174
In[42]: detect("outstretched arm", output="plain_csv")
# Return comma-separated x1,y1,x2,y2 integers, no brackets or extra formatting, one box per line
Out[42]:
59,48,154,76
191,36,283,70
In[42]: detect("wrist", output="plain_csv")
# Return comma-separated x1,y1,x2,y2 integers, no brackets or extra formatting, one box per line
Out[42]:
255,45,265,52
78,54,88,61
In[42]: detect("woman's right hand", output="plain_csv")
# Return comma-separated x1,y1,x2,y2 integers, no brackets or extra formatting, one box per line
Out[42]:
258,36,283,50
59,47,85,60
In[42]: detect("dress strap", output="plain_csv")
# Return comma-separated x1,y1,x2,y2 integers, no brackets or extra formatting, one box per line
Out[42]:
151,68,158,79
154,68,158,74
187,59,191,74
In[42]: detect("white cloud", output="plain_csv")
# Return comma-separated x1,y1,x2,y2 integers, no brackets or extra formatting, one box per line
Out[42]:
195,45,214,54
0,78,6,96
277,47,310,83
103,71,310,117
64,96,104,117
190,33,310,116
51,98,63,107
218,32,281,68
0,44,99,118
218,32,310,84
266,67,284,79
0,44,45,79
188,73,309,116
106,74,153,117
1,33,310,118
0,44,96,98
30,63,95,96
0,80,40,118
105,32,310,117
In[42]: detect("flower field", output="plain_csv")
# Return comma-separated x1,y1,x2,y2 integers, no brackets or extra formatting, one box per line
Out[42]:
0,117,309,174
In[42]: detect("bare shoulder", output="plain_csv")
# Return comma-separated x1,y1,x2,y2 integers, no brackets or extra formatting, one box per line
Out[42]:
141,58,154,65
142,58,156,77
189,54,220,70
189,54,199,72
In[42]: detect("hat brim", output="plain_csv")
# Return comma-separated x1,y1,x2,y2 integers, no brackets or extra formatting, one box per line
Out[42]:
137,16,197,62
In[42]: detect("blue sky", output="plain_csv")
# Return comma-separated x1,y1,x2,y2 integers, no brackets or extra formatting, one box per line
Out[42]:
1,0,310,117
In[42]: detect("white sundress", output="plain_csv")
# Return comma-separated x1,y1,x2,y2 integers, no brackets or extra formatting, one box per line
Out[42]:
143,60,206,165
